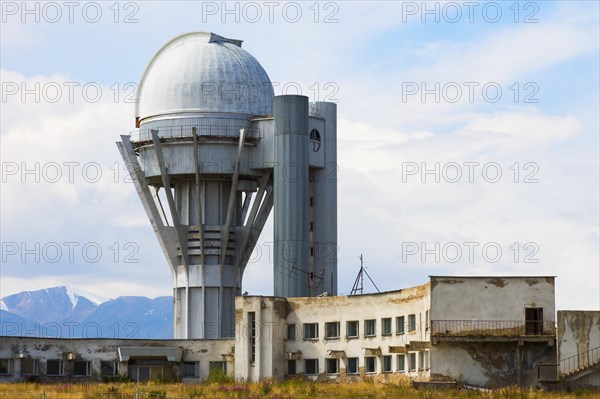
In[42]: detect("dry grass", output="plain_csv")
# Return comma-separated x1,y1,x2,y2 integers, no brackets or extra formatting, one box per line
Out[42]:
0,381,598,399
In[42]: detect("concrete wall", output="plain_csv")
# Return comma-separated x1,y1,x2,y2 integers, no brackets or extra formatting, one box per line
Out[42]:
0,337,233,382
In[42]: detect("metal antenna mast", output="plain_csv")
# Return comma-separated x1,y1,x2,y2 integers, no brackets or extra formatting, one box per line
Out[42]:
350,254,380,295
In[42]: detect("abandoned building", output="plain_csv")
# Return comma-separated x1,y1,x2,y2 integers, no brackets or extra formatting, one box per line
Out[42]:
1,32,598,389
1,276,599,388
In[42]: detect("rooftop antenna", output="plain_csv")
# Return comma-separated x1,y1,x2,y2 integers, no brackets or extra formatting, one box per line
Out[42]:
350,254,380,295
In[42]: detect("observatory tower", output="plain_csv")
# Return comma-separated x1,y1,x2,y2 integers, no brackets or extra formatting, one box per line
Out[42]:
117,32,337,339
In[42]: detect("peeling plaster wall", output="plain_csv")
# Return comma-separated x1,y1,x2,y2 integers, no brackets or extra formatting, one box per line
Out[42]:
431,341,555,387
0,337,233,382
430,277,555,322
557,310,600,388
558,311,600,362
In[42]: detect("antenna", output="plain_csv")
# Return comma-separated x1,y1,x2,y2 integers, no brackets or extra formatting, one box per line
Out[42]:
350,254,380,295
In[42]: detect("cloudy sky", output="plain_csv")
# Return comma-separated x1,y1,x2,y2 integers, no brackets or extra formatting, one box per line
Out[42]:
1,1,598,311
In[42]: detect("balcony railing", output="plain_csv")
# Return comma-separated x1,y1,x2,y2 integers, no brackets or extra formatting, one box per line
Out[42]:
431,320,555,338
560,346,600,377
129,125,261,142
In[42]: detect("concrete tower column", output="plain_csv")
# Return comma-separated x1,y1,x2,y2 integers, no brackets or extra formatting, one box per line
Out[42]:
273,95,310,297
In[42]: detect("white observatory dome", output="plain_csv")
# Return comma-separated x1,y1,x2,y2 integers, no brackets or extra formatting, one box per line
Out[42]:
135,32,274,126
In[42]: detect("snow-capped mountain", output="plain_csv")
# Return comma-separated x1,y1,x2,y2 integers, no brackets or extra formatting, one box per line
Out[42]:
1,286,107,324
0,286,172,338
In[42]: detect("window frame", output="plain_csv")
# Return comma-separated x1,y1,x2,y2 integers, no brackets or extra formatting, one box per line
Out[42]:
304,359,319,375
303,323,319,340
396,316,405,334
408,314,416,332
346,320,359,338
325,322,340,340
73,360,91,377
382,318,392,336
0,359,14,375
346,357,359,374
286,323,297,341
364,319,376,337
182,361,199,378
396,354,405,373
46,359,65,376
364,356,376,373
20,359,38,375
325,358,339,374
408,353,417,372
382,355,392,373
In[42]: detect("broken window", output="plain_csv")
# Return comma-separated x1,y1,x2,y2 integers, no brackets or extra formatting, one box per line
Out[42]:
286,323,296,341
21,359,38,375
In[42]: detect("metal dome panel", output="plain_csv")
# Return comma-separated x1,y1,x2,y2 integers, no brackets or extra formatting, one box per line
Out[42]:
136,32,274,125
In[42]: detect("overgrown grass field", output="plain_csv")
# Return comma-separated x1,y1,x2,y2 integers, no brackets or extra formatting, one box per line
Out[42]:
0,380,598,399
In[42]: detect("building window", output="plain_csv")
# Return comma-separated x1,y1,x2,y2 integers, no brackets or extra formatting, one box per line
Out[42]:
303,323,319,340
365,356,376,373
73,361,91,377
425,310,429,331
325,322,340,339
286,324,296,341
408,314,416,332
425,351,430,370
209,361,226,374
0,359,13,375
100,361,117,377
47,359,64,376
397,354,405,372
326,358,339,374
396,316,405,334
418,352,424,371
408,353,416,371
21,359,38,375
310,197,314,207
346,321,359,338
382,318,392,336
347,357,359,374
287,360,296,375
249,312,256,363
305,359,319,375
382,355,392,373
364,319,376,337
310,222,314,232
182,362,199,378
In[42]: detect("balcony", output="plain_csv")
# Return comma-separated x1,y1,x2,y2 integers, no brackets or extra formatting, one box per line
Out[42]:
431,320,555,344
